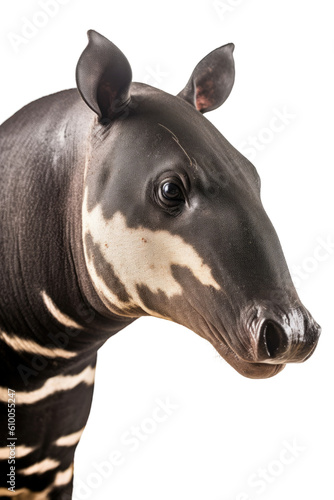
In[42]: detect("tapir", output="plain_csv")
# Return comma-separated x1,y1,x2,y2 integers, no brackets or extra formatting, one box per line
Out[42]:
0,30,320,499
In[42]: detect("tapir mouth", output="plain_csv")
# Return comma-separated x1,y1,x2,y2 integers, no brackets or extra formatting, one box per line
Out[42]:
215,336,287,379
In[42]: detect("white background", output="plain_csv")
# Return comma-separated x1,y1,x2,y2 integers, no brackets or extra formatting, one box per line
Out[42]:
1,1,333,499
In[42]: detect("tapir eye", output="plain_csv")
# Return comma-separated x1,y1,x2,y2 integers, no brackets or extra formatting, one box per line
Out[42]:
161,182,182,200
154,174,188,214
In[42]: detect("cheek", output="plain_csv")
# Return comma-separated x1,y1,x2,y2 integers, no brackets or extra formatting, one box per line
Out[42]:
82,189,220,317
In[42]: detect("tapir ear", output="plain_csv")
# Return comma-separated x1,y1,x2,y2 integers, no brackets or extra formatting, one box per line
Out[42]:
76,30,132,121
178,44,235,113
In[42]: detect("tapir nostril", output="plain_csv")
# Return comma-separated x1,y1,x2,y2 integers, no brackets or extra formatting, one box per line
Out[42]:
261,321,288,359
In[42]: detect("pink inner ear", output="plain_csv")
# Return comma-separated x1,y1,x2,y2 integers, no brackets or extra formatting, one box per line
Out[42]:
195,79,215,112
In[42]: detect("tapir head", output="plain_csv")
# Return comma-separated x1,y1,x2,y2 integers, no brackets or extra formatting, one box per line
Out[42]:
77,30,320,379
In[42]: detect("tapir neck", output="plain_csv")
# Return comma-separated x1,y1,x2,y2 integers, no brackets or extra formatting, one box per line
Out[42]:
0,89,133,346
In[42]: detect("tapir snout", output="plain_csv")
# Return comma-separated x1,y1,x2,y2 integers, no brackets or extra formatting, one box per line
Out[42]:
213,302,321,378
251,304,321,364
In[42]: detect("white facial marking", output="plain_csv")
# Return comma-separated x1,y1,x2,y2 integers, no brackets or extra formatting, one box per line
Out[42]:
41,291,84,330
54,427,85,447
0,445,35,460
0,365,95,404
0,330,77,359
82,189,220,317
19,458,60,476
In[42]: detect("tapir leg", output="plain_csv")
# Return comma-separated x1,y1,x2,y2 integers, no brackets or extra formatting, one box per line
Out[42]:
0,344,97,498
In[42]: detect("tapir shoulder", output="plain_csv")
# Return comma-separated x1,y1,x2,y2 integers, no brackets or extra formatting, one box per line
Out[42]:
1,88,84,128
0,89,92,142
0,88,93,198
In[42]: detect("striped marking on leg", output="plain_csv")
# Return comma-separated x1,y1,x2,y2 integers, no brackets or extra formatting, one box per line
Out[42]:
0,365,95,404
54,426,85,447
18,457,60,476
41,291,84,330
54,462,74,487
0,463,74,497
0,444,35,460
0,330,77,359
0,487,50,499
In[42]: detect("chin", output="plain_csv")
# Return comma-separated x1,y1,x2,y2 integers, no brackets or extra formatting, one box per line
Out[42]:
230,360,286,379
213,340,286,379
